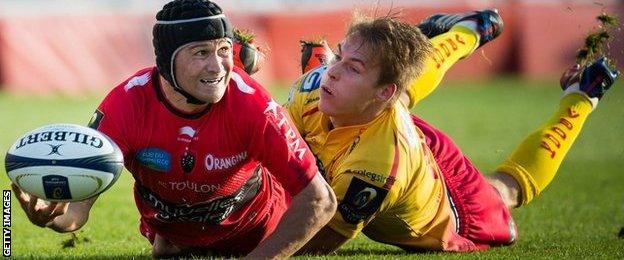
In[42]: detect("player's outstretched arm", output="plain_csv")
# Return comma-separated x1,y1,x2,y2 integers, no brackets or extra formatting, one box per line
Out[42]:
12,183,97,233
245,173,337,259
295,225,350,255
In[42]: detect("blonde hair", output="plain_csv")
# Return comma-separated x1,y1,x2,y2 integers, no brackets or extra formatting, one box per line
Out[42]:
346,14,433,102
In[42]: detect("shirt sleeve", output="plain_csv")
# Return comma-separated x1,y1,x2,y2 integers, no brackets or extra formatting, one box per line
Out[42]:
284,66,325,134
88,85,133,161
284,77,306,133
245,79,318,196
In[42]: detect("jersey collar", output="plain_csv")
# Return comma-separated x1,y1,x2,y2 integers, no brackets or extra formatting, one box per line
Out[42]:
152,67,213,120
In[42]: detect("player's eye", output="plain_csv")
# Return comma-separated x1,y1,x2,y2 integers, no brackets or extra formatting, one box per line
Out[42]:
332,55,342,63
218,46,231,56
195,50,208,56
349,65,360,74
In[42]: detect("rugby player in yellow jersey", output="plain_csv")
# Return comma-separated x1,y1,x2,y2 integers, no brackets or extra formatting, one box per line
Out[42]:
281,10,620,254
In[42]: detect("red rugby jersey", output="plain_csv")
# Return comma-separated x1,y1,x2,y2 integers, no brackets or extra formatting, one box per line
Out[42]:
91,66,317,251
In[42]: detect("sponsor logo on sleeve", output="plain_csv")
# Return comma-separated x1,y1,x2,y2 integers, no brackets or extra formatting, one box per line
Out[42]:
136,148,172,172
300,66,326,92
124,71,151,92
264,99,308,160
338,178,387,224
304,96,320,105
87,110,104,130
344,169,389,184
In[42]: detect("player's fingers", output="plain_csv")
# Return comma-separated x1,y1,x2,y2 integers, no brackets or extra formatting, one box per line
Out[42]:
12,186,55,227
10,183,21,195
31,202,60,228
12,187,44,226
50,202,69,218
27,194,39,213
12,184,32,209
12,186,43,225
29,198,53,226
38,201,59,215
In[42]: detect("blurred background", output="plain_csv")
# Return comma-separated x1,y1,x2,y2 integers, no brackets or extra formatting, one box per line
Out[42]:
1,1,624,258
0,0,623,93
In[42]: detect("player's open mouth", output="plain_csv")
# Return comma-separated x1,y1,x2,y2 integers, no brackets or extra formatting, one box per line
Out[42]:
200,77,224,84
321,86,333,96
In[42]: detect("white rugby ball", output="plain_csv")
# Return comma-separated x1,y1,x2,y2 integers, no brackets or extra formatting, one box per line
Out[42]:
5,124,124,202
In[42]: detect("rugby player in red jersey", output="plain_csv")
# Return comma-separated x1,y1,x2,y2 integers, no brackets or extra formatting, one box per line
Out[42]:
12,0,336,258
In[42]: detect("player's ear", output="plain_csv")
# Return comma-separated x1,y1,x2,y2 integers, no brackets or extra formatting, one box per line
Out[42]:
376,83,397,102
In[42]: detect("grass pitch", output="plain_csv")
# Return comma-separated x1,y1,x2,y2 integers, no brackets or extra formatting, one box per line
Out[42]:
1,77,623,259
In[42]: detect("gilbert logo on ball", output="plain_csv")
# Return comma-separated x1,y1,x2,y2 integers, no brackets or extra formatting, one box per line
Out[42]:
4,124,124,202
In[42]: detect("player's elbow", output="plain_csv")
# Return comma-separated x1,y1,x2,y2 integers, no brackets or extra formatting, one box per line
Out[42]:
309,176,337,222
318,187,337,221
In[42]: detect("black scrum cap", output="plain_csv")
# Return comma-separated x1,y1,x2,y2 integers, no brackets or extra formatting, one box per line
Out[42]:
153,0,233,103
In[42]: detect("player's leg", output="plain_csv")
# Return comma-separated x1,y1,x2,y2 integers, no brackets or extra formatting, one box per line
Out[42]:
152,233,187,258
489,57,620,208
405,9,503,108
295,10,503,108
412,115,517,247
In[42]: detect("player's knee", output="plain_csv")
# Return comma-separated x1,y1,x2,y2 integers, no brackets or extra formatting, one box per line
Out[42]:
151,234,183,259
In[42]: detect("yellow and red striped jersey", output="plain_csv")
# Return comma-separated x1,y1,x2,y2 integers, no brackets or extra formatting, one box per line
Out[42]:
285,66,460,250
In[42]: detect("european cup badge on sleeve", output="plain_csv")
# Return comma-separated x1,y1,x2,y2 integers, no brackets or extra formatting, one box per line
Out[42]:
338,177,388,224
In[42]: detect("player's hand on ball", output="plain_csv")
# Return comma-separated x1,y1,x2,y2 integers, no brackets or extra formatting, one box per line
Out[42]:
12,183,69,228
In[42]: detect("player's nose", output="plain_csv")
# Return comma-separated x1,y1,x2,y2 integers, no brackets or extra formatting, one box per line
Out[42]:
204,54,224,74
326,63,340,81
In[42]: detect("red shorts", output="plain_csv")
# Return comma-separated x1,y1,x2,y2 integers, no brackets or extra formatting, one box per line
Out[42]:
412,115,517,249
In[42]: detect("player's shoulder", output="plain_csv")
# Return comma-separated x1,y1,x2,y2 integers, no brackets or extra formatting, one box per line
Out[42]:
286,66,326,104
337,140,398,189
107,67,157,100
333,120,399,188
118,67,156,92
390,103,422,151
336,106,420,188
296,65,327,93
101,67,157,110
227,66,276,110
